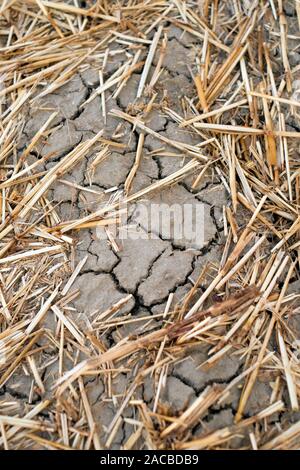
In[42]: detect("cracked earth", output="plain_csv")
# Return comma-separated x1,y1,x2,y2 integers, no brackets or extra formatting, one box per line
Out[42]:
1,0,300,451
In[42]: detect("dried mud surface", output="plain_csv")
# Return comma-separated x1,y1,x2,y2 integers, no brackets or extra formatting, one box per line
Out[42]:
1,0,300,451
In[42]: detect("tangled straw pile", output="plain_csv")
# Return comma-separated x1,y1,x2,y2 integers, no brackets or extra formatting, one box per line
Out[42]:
0,0,300,450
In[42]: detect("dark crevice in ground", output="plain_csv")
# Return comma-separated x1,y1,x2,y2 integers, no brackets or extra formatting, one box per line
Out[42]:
5,386,38,403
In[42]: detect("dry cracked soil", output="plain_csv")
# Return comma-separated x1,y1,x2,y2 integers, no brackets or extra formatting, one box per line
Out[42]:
3,2,300,450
